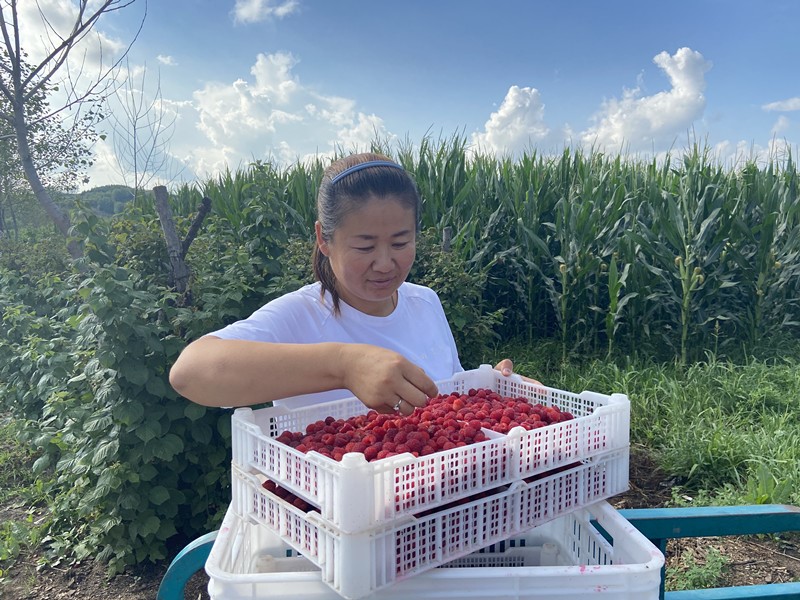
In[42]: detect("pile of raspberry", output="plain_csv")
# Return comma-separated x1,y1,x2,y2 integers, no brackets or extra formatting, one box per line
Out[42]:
274,388,574,462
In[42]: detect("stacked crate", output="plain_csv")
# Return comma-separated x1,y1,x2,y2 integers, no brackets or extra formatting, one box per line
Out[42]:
207,500,664,599
218,364,638,599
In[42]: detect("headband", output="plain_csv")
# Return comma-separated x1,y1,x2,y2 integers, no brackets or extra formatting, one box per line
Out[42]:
329,160,404,185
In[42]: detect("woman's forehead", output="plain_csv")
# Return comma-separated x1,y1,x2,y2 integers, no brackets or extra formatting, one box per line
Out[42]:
337,196,415,232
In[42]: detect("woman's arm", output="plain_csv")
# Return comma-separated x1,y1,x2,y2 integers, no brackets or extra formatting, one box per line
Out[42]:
169,336,438,413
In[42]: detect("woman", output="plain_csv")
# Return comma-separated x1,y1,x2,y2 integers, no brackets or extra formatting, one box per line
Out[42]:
169,153,519,413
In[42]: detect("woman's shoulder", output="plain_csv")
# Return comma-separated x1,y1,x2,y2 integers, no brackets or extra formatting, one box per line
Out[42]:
277,281,323,300
399,281,443,305
267,282,326,310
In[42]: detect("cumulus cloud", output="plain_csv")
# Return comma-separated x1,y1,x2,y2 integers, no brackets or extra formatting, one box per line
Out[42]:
712,137,795,171
157,54,177,66
233,0,300,24
17,0,128,73
771,115,791,137
762,97,800,112
251,52,301,104
471,86,569,157
182,51,389,178
581,47,712,151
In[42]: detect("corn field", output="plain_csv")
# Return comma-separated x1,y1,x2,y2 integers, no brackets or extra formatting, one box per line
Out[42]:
166,136,800,363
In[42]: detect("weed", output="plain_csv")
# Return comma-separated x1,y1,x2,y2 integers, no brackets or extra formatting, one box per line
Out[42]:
666,546,728,591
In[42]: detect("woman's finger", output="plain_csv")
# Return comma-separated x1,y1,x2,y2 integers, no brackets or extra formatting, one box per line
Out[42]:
494,358,514,376
402,365,438,403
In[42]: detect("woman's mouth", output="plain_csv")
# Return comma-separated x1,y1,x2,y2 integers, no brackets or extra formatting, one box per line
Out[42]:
369,277,395,289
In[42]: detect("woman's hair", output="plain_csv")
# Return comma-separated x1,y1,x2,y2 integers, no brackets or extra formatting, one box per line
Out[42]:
313,152,422,315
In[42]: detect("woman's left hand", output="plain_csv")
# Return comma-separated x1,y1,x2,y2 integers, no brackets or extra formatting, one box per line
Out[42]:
494,358,542,385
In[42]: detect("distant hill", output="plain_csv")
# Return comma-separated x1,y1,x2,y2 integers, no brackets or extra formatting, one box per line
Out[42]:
76,185,137,216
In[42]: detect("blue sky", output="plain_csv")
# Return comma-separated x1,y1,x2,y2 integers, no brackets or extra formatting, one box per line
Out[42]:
24,1,800,188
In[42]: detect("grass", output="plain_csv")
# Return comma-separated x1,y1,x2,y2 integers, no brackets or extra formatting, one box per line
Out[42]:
0,417,53,580
494,340,800,507
666,546,729,591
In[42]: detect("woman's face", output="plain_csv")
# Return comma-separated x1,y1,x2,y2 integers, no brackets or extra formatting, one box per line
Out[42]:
316,196,416,316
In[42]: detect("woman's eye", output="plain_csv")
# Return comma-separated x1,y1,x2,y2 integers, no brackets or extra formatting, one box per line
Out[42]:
393,242,410,249
354,247,373,252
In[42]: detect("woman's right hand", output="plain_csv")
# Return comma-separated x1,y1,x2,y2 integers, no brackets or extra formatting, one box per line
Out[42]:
339,344,438,415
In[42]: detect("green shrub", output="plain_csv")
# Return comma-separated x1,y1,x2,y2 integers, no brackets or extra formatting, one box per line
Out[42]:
410,228,504,368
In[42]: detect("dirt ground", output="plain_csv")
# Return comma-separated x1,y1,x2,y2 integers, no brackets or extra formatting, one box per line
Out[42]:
1,445,799,599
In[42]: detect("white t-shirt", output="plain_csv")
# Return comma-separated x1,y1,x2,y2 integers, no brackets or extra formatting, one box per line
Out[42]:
207,281,463,406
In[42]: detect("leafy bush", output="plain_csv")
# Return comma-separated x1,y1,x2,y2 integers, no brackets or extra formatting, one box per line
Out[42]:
0,192,297,574
0,258,232,573
410,228,505,368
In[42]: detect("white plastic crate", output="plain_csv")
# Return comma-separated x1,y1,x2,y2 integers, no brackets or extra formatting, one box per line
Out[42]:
207,499,663,600
231,364,630,532
230,448,629,599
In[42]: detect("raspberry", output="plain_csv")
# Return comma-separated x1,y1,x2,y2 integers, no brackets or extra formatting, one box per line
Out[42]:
273,386,572,467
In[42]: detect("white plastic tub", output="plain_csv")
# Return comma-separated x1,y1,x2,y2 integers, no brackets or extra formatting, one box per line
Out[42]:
230,447,629,599
231,365,630,533
206,499,664,600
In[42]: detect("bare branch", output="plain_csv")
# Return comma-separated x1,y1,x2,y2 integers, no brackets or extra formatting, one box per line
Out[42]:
16,1,145,116
0,0,144,258
181,197,212,260
107,58,183,193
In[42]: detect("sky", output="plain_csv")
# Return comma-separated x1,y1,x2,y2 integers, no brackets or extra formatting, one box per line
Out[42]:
17,0,800,190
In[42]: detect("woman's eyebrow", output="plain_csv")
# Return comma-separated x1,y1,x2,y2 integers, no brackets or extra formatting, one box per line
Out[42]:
351,230,412,240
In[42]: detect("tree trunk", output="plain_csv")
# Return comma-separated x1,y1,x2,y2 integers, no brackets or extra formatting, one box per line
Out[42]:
12,103,82,259
154,185,190,293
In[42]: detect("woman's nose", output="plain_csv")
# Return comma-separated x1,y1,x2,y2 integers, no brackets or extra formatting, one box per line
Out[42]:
372,247,394,272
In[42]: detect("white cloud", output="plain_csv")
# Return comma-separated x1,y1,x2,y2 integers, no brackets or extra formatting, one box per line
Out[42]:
251,52,300,104
762,97,800,112
88,138,125,187
179,51,389,179
470,86,566,156
581,47,712,151
17,0,128,75
336,113,392,151
157,55,177,66
708,136,798,173
771,115,791,137
233,0,300,24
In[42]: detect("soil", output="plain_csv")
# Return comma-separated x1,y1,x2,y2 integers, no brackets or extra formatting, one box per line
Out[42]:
1,445,799,600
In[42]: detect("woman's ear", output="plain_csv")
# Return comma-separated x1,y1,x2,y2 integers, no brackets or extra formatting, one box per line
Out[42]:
315,221,330,256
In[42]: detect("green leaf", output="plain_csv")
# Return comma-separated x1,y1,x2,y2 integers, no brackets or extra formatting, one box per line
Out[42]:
92,439,119,466
217,414,232,439
119,492,140,510
151,433,184,461
135,419,161,443
32,454,51,474
139,464,158,482
148,485,171,506
184,403,207,422
140,515,160,537
156,519,178,541
98,350,117,368
114,400,145,426
145,376,167,396
190,422,213,445
121,360,149,386
85,412,114,433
